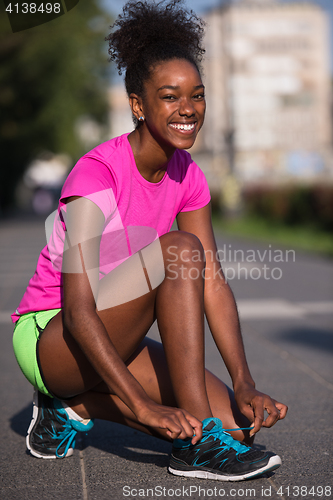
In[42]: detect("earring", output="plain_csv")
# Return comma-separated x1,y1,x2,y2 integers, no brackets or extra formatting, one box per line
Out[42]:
139,116,145,122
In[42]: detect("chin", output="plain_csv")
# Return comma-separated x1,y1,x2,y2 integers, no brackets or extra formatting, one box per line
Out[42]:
176,139,196,150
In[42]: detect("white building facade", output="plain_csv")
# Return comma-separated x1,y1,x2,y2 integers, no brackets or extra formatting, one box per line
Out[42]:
197,0,332,191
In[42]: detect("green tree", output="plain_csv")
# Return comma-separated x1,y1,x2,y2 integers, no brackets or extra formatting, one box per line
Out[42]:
0,1,112,211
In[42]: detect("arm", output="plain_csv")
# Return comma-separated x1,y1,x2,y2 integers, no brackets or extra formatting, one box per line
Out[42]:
177,203,287,435
61,196,202,442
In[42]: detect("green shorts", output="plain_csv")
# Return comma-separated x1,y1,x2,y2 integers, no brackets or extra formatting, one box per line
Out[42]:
13,309,61,398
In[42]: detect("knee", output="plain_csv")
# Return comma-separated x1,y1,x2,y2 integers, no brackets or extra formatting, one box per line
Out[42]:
161,231,205,268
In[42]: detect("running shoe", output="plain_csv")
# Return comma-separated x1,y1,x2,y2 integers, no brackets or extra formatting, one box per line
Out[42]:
26,390,94,459
168,417,281,481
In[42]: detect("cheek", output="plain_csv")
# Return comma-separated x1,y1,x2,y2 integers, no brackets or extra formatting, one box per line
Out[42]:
147,107,173,128
199,105,206,123
199,101,206,115
145,103,165,121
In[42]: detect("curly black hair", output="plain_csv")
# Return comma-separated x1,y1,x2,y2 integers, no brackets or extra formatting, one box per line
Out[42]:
106,0,205,101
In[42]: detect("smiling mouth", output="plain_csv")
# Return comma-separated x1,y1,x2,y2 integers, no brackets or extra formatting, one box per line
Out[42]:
169,123,196,132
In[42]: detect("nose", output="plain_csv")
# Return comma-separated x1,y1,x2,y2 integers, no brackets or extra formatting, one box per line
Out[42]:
178,97,195,117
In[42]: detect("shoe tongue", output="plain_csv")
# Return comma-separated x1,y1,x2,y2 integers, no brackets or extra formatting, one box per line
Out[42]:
202,417,223,432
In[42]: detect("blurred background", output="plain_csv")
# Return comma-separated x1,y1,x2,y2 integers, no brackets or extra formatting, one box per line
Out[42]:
1,3,332,493
1,0,333,255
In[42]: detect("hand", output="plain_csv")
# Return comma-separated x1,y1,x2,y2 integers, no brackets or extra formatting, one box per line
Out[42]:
136,400,203,444
234,382,288,437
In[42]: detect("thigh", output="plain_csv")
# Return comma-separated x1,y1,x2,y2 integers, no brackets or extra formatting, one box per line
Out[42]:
38,287,157,399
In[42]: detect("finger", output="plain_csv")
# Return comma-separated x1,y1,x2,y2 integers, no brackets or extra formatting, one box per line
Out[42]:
174,414,196,441
275,402,288,420
265,400,288,422
249,399,264,437
164,410,202,444
161,417,183,440
182,412,203,444
174,410,202,443
261,402,280,428
162,411,194,441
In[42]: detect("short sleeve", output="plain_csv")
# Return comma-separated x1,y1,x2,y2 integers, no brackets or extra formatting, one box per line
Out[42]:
179,160,211,213
60,156,118,221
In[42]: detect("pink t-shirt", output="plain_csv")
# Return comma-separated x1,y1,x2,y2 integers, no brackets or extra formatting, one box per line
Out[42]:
12,133,210,322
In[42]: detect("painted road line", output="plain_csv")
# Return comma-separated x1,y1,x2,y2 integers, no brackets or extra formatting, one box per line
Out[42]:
237,300,305,319
298,301,333,315
237,300,333,320
0,311,13,324
1,301,332,323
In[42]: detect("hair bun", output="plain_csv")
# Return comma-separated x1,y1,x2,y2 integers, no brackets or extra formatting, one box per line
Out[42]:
106,0,205,77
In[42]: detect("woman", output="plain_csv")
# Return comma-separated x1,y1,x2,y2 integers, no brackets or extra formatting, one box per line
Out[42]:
12,0,287,481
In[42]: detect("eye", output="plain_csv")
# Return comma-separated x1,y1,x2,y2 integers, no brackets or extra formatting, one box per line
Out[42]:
193,93,205,100
162,95,177,101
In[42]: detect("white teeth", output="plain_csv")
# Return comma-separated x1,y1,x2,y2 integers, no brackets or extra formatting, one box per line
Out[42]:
170,123,195,131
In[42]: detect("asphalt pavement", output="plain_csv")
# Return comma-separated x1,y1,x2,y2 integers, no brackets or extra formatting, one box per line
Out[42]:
0,215,332,500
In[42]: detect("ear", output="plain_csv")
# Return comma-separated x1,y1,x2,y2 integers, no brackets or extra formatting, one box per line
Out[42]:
129,93,144,122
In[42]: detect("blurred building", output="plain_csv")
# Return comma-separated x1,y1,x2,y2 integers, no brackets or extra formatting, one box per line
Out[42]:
15,152,71,214
197,0,333,194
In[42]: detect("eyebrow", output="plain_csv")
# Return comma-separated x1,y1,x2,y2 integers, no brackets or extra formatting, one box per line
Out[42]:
157,84,205,91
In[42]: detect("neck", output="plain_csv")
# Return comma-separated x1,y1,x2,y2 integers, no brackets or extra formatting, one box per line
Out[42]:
128,128,176,183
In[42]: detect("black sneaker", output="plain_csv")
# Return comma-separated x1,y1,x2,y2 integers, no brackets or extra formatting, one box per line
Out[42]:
26,390,94,459
169,417,281,481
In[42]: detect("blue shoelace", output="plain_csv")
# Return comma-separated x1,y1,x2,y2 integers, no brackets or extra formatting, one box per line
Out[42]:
56,429,77,458
47,410,77,458
204,424,254,455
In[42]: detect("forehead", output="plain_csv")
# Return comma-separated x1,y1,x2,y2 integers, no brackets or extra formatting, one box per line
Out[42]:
147,59,203,88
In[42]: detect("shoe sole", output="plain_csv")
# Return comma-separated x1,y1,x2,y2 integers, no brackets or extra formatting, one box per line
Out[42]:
26,390,74,459
168,455,282,482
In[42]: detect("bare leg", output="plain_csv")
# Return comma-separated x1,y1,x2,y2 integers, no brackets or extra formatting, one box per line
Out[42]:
68,338,253,444
155,233,210,420
38,231,251,442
